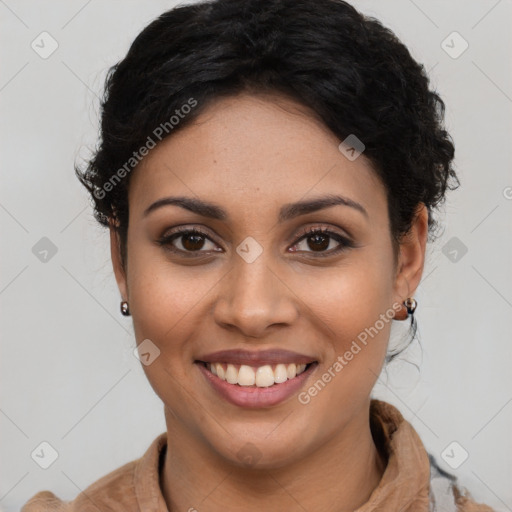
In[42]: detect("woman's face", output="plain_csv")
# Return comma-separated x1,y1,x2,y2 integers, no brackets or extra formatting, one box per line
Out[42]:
111,93,426,468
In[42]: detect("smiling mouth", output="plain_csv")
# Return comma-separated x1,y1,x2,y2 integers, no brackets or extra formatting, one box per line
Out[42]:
195,361,318,388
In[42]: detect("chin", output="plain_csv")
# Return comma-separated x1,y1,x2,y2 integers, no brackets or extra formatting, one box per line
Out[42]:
206,426,312,470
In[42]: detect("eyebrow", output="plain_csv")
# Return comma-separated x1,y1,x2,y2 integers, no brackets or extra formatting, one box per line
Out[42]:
143,194,368,222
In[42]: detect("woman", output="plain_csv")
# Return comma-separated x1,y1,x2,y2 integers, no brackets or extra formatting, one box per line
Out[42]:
21,0,495,510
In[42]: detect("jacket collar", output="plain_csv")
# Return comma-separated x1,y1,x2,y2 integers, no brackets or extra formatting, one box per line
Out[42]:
355,399,432,511
134,399,432,512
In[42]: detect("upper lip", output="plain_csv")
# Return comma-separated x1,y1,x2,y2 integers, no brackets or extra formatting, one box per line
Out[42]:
196,348,317,366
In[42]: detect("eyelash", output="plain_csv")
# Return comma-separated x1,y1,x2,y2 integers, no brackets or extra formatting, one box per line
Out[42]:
156,225,354,259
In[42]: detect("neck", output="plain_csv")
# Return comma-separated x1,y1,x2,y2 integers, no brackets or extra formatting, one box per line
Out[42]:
160,401,386,512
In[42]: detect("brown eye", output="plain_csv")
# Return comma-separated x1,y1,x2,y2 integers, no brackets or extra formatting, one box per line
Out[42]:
304,232,330,251
290,227,354,256
157,227,221,256
181,232,207,251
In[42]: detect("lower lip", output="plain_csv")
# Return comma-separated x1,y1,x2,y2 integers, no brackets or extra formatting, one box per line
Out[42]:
196,362,318,408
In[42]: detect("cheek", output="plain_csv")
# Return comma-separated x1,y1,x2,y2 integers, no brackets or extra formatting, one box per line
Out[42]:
125,244,223,361
278,257,395,445
310,256,395,340
304,255,395,391
125,249,217,417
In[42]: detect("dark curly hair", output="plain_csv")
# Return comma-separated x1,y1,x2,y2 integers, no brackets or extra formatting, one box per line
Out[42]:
76,0,458,352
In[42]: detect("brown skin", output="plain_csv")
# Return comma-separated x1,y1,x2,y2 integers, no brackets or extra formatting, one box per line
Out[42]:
110,93,428,512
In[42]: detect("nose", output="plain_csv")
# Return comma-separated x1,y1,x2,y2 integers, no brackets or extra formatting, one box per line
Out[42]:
213,252,299,338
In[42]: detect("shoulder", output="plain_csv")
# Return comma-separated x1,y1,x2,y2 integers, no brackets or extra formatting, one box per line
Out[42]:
20,490,70,512
20,432,167,512
21,458,138,512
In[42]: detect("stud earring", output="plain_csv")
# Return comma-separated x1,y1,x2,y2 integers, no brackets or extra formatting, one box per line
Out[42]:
394,297,417,320
120,301,130,316
404,297,417,316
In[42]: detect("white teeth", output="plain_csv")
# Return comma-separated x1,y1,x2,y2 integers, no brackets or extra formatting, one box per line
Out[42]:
206,362,311,387
255,365,274,387
237,365,255,386
225,364,238,384
274,363,288,383
286,363,297,379
215,363,225,380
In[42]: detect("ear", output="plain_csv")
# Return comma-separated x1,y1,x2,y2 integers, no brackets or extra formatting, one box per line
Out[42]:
393,204,429,304
109,221,128,302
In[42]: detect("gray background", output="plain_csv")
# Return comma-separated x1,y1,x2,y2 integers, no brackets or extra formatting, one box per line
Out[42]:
1,0,511,510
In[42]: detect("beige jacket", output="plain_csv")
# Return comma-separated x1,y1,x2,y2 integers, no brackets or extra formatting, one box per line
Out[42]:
21,399,495,511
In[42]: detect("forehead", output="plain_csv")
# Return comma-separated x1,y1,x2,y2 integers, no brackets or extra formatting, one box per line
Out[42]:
128,93,386,223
